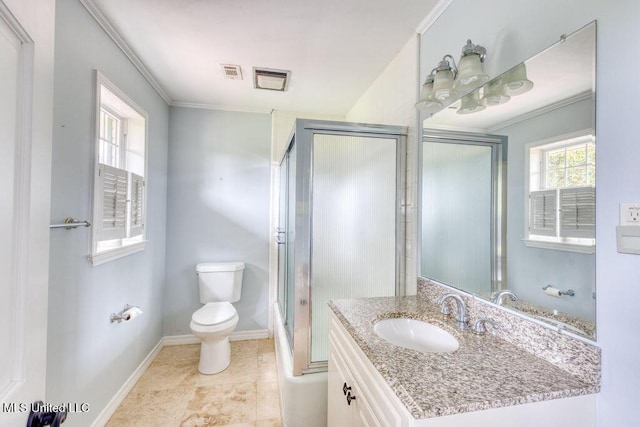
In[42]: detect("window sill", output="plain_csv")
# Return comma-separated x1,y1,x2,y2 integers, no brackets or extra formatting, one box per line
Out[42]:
88,240,147,266
523,238,595,254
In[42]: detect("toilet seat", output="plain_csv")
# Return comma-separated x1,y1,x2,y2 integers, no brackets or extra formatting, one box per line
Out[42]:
192,302,236,326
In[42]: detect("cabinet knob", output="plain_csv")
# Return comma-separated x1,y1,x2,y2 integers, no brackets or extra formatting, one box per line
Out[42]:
346,391,357,406
343,382,352,396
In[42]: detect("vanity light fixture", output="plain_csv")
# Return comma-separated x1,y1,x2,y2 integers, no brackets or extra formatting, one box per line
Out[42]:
415,71,443,114
416,39,488,113
457,90,486,115
498,63,534,96
433,55,459,102
480,76,511,106
454,39,489,92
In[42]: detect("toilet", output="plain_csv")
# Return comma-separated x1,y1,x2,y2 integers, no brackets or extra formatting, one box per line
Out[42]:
190,262,244,374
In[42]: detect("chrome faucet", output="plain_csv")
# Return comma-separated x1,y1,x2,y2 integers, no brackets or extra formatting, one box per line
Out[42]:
437,293,469,329
492,290,518,306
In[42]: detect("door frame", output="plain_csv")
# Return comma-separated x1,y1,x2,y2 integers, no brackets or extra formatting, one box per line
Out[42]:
0,1,54,423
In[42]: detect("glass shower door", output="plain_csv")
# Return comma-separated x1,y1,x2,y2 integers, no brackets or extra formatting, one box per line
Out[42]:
277,119,407,375
277,139,296,345
310,133,398,363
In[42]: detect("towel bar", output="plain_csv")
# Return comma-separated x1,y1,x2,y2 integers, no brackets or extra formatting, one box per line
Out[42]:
49,217,91,230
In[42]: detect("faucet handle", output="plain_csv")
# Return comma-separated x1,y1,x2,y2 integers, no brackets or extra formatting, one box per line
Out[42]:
472,318,499,335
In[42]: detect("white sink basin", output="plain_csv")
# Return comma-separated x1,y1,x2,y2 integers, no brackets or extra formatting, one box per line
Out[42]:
373,318,459,353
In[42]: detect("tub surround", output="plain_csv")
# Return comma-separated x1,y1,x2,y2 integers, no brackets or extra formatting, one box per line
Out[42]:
328,280,600,419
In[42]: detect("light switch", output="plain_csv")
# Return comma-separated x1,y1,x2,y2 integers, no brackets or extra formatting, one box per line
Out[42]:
617,226,640,254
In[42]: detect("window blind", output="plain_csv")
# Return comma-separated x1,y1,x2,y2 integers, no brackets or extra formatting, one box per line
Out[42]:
559,186,595,238
529,189,557,237
129,172,145,237
100,163,128,240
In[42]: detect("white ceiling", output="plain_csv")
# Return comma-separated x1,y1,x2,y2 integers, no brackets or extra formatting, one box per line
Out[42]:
90,0,440,115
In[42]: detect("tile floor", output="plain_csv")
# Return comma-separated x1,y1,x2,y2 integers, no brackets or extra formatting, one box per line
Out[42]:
106,339,282,426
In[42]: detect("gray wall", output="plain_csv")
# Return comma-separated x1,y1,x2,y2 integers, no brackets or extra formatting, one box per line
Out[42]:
164,107,271,335
47,1,169,425
420,0,640,425
497,99,596,320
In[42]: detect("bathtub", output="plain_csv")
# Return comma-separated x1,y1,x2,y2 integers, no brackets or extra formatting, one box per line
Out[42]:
274,304,327,427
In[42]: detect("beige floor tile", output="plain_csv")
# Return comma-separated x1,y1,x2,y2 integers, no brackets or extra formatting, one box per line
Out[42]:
230,339,258,357
179,382,257,426
257,353,278,383
155,344,200,363
106,386,194,427
131,358,199,393
107,343,283,427
256,339,275,354
256,419,282,427
256,381,281,421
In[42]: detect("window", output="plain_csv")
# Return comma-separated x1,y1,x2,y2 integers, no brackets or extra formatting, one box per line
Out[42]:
525,130,595,253
90,72,148,265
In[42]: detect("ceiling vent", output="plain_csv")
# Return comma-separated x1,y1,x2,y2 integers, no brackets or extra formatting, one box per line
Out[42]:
220,64,243,80
253,67,290,92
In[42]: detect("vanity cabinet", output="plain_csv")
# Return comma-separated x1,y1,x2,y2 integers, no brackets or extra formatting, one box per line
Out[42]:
327,338,379,426
328,312,407,427
327,310,596,427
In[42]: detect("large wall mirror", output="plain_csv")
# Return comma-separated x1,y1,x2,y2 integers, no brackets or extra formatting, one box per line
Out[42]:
420,21,596,340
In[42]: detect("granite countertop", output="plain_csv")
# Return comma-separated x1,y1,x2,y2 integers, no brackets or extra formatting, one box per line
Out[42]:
328,295,599,419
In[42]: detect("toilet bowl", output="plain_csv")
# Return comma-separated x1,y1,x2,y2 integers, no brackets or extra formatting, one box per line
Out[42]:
190,262,244,374
190,302,239,374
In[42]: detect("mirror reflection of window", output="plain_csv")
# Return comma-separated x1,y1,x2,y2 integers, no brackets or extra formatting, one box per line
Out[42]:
526,131,595,250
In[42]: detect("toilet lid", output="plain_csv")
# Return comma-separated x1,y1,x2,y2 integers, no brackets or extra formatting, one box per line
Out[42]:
192,302,236,326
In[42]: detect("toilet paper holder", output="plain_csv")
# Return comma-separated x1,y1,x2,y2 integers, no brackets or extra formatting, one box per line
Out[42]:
110,304,143,323
542,285,575,297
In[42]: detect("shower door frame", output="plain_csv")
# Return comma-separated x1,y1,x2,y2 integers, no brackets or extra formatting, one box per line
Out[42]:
279,119,407,376
420,128,507,294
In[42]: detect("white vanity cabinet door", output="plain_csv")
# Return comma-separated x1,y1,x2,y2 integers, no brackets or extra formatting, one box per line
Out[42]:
328,312,407,427
328,327,381,427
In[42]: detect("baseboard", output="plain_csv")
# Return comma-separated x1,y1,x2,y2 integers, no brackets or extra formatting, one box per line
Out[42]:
91,329,269,426
162,329,269,346
230,329,269,341
90,338,164,427
162,334,200,346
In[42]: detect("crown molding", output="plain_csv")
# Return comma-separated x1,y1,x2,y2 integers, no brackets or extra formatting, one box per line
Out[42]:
170,101,273,114
416,0,455,35
79,0,172,105
486,90,594,133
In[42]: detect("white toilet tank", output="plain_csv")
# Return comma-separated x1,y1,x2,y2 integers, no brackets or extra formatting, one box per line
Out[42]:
196,262,244,304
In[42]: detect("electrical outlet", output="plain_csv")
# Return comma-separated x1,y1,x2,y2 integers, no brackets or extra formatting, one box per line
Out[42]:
620,203,640,226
